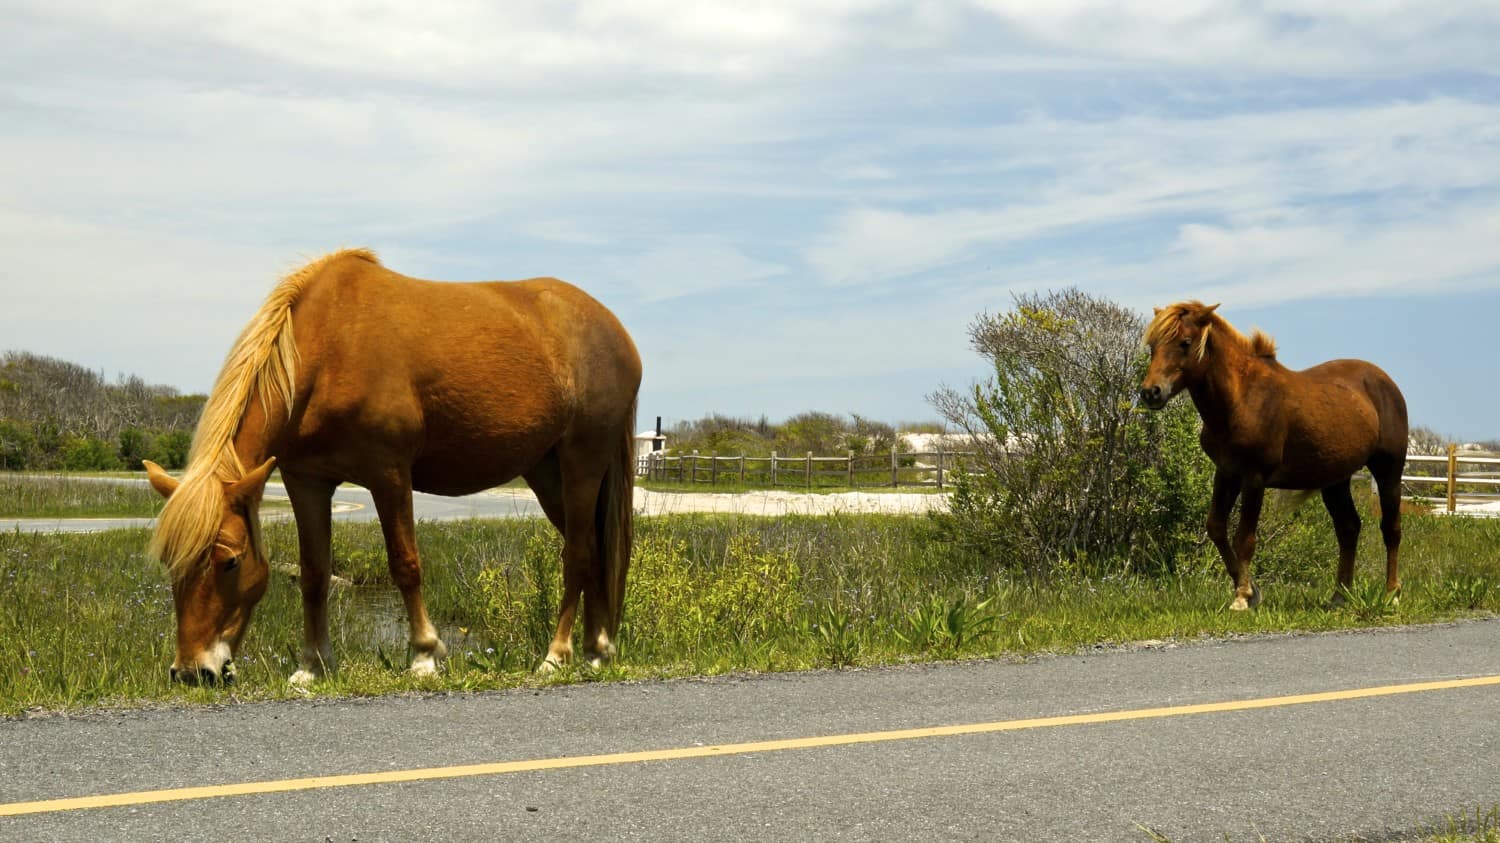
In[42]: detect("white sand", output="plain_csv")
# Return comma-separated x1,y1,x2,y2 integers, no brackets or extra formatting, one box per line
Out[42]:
481,486,949,517
631,488,949,517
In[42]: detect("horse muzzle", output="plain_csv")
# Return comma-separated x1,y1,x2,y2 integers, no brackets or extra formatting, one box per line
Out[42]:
1139,383,1171,410
168,663,236,686
170,640,236,685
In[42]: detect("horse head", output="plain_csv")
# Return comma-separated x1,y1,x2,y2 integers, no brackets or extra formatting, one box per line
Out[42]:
144,457,277,685
1140,301,1219,410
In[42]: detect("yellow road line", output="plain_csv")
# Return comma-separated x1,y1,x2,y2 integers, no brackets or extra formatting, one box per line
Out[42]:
4,674,1498,818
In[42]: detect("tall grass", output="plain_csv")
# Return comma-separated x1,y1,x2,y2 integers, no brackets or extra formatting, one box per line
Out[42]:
2,506,1498,715
0,474,163,518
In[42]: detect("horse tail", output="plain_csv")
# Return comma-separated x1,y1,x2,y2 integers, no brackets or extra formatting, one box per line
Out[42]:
599,398,637,638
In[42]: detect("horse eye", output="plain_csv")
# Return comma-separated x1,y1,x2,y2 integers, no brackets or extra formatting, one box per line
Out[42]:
1179,340,1192,350
223,556,241,572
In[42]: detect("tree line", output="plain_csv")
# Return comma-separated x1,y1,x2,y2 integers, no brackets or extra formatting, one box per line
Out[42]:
0,351,205,471
663,411,940,458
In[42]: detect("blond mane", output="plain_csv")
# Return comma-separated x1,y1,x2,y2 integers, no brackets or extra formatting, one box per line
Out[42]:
1144,300,1276,363
150,248,379,581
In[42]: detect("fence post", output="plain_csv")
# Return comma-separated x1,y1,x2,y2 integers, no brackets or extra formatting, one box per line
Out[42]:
771,451,778,487
806,451,813,488
936,447,945,490
1447,443,1458,514
847,450,855,487
710,453,718,485
891,445,899,488
739,455,746,484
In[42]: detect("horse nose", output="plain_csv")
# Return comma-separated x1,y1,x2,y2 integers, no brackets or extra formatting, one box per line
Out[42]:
168,665,220,685
1140,385,1162,404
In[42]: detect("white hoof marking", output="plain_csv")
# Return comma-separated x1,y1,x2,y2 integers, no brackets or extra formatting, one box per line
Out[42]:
289,669,317,687
409,653,439,677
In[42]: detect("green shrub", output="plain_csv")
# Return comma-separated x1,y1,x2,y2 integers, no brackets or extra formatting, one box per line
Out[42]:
61,435,123,471
930,289,1215,579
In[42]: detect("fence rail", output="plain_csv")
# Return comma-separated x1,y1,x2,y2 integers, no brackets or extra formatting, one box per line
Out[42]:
638,448,978,489
638,444,1499,509
1401,446,1500,513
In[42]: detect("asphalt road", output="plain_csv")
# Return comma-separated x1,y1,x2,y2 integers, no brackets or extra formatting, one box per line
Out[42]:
0,479,544,533
3,620,1499,841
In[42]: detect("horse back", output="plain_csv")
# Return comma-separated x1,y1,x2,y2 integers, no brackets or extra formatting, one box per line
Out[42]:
1296,358,1408,451
1261,358,1407,486
281,256,640,491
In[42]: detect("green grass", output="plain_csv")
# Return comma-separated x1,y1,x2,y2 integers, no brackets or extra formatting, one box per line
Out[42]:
1420,806,1500,842
0,473,164,518
2,504,1499,716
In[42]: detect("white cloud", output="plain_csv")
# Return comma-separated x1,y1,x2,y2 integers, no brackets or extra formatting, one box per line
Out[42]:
805,97,1500,297
595,237,789,303
4,0,1500,430
969,0,1500,74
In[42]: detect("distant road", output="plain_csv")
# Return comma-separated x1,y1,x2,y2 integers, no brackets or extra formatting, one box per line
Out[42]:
0,478,545,534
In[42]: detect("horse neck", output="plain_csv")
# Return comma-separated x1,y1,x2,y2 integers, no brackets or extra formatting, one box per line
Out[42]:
230,391,291,472
1186,343,1258,434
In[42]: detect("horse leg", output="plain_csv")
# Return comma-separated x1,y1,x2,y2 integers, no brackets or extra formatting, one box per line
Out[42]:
1320,479,1361,607
1229,479,1265,610
1206,470,1246,608
540,448,611,672
370,480,446,676
1370,456,1404,600
524,454,573,674
524,452,567,534
283,471,338,686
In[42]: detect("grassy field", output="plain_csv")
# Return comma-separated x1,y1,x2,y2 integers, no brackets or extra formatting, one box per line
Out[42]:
0,473,165,518
2,500,1498,716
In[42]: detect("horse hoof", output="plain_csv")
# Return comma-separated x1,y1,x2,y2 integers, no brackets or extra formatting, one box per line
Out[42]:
1248,584,1262,609
1229,597,1249,611
408,654,440,677
289,669,317,687
535,657,562,675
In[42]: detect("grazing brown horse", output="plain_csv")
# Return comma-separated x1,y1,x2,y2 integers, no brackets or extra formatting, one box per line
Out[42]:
145,248,640,684
1140,301,1407,610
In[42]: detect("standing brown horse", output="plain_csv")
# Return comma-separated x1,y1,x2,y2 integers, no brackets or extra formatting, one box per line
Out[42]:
144,248,641,684
1140,301,1407,610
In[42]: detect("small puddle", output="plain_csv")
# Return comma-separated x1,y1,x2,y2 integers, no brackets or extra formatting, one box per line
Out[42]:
338,586,485,657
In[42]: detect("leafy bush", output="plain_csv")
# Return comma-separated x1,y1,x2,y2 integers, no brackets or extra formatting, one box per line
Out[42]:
61,435,123,471
929,289,1215,578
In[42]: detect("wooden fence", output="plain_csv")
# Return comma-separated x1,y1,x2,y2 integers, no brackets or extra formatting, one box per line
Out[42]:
638,443,1500,509
1401,445,1500,513
638,448,977,489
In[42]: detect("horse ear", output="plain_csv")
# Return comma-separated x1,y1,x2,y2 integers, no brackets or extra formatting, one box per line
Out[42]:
227,457,277,509
143,460,180,499
1152,307,1162,316
1204,303,1220,315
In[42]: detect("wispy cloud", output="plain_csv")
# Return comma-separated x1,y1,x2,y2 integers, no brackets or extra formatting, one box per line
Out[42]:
2,1,1499,431
805,97,1500,303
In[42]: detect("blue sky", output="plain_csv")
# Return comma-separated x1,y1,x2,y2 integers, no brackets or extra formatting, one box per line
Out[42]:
3,2,1498,439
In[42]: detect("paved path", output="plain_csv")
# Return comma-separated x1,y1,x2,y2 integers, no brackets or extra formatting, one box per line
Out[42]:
0,479,946,534
3,619,1499,841
0,479,545,533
